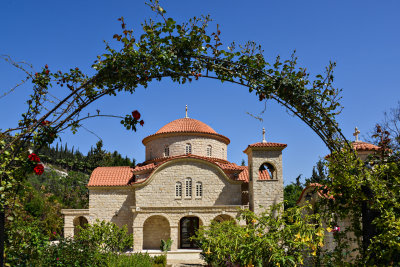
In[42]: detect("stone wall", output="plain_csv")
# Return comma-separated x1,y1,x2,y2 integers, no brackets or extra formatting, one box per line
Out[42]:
88,187,135,233
247,149,284,215
143,215,171,249
132,206,246,251
61,209,89,238
145,135,227,161
135,158,242,207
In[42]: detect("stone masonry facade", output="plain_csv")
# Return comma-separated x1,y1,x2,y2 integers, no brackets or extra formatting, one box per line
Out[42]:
62,117,286,251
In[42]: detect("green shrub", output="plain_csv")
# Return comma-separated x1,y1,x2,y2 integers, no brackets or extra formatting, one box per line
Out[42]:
75,219,133,252
160,238,173,252
194,204,325,266
105,253,155,267
153,254,167,266
5,219,49,266
35,238,105,266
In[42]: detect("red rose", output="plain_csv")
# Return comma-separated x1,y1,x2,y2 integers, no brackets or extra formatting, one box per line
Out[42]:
45,64,48,69
139,120,144,126
33,164,44,175
132,110,141,120
41,120,50,126
45,70,49,75
28,153,40,163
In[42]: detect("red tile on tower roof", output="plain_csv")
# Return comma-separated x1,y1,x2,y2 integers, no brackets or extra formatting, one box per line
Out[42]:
243,142,287,153
352,141,380,151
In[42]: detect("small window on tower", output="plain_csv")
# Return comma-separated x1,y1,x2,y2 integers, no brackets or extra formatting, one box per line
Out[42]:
175,182,182,198
186,143,192,155
185,178,192,197
164,145,170,157
196,182,203,198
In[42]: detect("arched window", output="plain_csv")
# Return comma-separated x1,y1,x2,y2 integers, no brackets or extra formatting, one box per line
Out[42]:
207,145,212,157
164,145,170,157
259,162,276,180
196,182,203,198
175,182,182,198
186,143,192,155
185,178,192,197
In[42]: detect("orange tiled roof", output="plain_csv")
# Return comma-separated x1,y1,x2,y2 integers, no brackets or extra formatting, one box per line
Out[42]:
133,154,249,184
87,166,134,187
156,118,217,134
296,183,334,204
352,141,380,151
87,155,275,186
243,142,287,153
259,169,271,180
142,118,230,145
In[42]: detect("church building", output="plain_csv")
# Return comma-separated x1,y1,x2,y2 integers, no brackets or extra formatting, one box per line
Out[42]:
62,111,287,251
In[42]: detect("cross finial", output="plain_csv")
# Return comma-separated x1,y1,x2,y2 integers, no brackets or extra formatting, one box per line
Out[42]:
262,127,267,143
353,127,360,142
185,105,188,118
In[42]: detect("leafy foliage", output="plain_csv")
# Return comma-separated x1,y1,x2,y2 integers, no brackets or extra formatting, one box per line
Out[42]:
321,128,400,265
194,204,324,266
75,219,133,253
38,140,135,174
284,182,303,210
160,238,173,252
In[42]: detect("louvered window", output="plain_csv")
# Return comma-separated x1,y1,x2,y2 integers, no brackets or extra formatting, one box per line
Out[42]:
164,145,169,157
196,182,203,198
186,144,192,154
185,178,192,197
175,182,182,198
207,145,212,157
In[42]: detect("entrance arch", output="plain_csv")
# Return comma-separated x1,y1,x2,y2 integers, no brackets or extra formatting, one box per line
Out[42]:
73,216,88,236
179,216,200,249
143,215,171,249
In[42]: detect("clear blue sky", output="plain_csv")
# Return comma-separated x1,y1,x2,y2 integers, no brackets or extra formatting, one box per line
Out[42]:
1,0,399,184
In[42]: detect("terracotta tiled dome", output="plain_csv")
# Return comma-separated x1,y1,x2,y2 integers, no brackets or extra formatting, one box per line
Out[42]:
143,117,230,145
156,118,217,134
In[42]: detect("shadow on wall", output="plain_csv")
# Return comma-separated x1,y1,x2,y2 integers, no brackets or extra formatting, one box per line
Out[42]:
110,191,135,234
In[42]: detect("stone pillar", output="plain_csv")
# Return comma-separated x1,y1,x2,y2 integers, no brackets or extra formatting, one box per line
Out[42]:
170,225,179,251
63,215,74,238
133,226,143,251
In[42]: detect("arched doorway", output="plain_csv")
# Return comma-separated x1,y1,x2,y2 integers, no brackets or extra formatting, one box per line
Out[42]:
180,216,199,249
73,216,88,236
143,215,170,250
213,214,234,223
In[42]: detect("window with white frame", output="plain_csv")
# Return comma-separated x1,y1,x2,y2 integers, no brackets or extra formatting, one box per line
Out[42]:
164,145,170,157
207,145,212,157
175,182,182,198
196,182,203,197
186,143,192,155
185,178,192,197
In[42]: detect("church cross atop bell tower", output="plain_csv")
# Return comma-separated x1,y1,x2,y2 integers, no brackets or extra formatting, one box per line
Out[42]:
353,127,360,142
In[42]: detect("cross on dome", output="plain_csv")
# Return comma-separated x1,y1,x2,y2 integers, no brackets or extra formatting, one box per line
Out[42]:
353,127,360,142
185,105,188,118
262,127,267,143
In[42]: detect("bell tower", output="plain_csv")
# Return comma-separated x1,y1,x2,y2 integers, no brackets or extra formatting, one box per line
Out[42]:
244,128,287,215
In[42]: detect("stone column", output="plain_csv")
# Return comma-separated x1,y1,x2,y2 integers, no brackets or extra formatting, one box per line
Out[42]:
133,226,143,251
64,215,74,238
170,225,179,251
